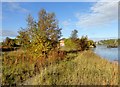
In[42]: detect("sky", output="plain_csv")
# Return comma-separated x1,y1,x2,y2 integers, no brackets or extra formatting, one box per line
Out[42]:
1,0,118,42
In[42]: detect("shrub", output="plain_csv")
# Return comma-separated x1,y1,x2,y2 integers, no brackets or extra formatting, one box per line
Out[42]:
2,51,35,85
2,47,67,85
64,39,77,51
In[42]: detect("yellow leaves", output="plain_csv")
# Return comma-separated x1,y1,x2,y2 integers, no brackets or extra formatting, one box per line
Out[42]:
35,49,37,52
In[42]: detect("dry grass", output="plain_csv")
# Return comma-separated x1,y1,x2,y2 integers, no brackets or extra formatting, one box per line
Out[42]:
23,51,118,85
2,49,118,85
2,48,67,85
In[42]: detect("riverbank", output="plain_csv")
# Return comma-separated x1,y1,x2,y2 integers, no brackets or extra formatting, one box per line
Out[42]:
107,45,118,48
2,50,118,85
22,51,118,85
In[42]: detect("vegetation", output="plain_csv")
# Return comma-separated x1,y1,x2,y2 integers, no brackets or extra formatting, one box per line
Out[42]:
98,39,118,45
2,37,20,48
22,51,118,85
2,9,63,85
2,50,118,85
70,29,78,39
98,39,118,48
1,9,118,86
63,35,96,51
64,38,78,51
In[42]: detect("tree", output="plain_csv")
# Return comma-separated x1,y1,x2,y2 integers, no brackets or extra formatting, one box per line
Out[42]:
17,28,30,48
38,9,62,41
3,37,10,47
2,37,17,47
88,40,96,47
64,38,77,51
70,29,78,39
17,14,36,48
79,36,89,51
33,9,62,57
17,9,62,58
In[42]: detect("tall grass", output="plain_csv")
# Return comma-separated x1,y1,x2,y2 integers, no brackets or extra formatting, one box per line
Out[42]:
2,49,66,85
2,50,35,85
23,51,118,85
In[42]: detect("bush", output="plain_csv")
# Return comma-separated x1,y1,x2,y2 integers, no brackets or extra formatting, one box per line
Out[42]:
2,47,67,85
2,51,36,85
64,39,77,51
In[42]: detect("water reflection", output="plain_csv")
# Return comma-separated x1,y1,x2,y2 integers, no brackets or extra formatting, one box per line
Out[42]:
92,45,118,62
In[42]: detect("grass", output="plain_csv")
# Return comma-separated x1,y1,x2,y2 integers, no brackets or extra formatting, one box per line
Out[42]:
22,51,118,85
2,50,35,85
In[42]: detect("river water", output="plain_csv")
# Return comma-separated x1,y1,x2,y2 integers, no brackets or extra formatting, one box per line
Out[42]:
92,45,118,62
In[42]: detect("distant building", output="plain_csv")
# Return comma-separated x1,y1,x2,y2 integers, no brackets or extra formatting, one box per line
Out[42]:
59,38,65,47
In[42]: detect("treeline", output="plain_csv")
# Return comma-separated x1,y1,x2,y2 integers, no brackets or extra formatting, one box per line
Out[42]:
1,37,20,47
0,37,21,51
98,39,118,45
62,29,96,51
1,9,96,52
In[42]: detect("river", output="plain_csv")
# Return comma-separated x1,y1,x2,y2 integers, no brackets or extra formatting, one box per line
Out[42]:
92,45,118,62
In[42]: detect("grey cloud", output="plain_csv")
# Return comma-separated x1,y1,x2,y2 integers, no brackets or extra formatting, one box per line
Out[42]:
0,29,17,37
